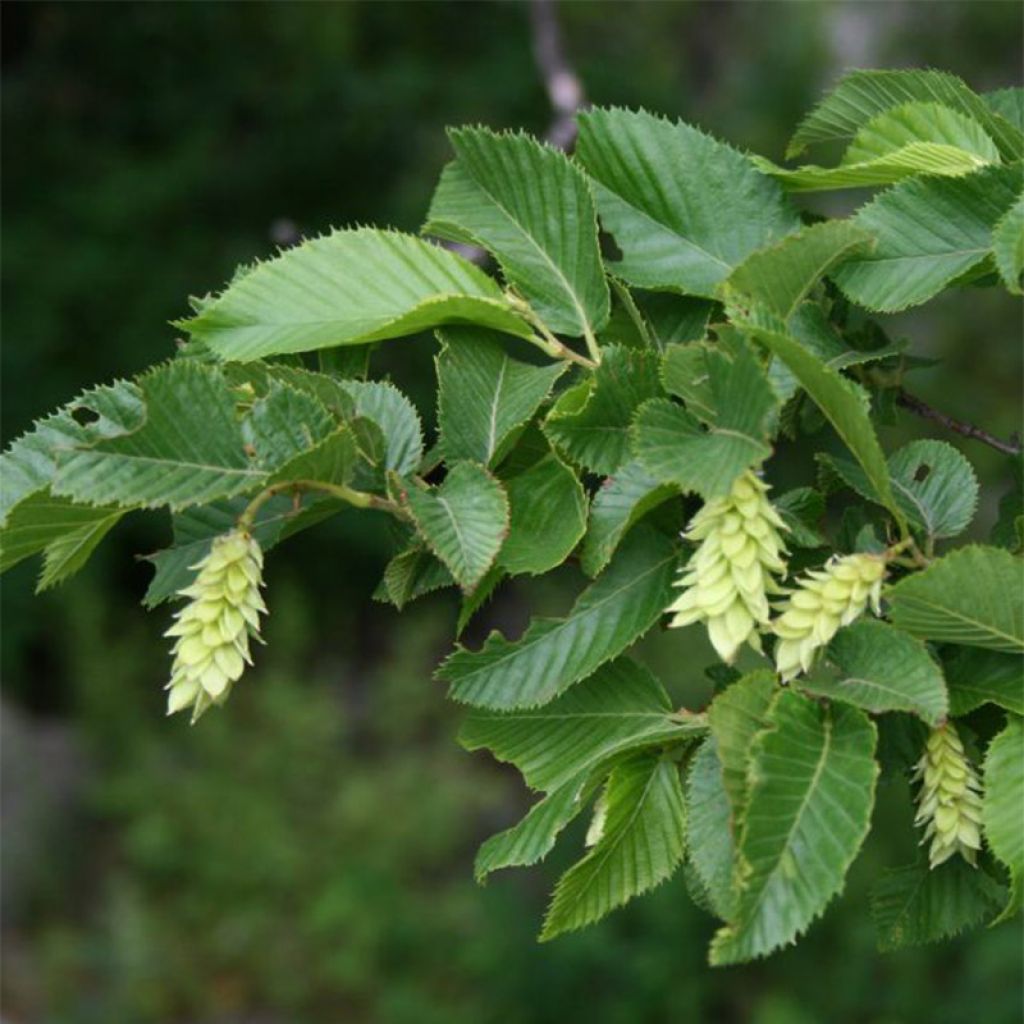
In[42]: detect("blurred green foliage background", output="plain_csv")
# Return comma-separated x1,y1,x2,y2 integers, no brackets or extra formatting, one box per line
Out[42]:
2,3,1021,1022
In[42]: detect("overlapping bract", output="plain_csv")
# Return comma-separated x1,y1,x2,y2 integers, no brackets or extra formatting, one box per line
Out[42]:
165,530,267,722
667,472,788,663
914,723,984,868
772,552,885,682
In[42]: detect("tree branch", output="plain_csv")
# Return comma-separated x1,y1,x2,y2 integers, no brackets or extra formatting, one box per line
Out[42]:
896,388,1022,458
529,0,586,151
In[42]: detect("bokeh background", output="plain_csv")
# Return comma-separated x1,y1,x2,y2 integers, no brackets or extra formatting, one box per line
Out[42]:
2,3,1022,1022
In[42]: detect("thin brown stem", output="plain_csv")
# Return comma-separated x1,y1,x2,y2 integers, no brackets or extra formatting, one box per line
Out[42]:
896,388,1021,458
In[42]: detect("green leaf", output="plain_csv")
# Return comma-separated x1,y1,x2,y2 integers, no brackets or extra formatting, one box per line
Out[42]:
425,129,609,338
580,460,677,577
832,165,1021,312
734,312,900,524
635,292,714,347
797,619,948,725
459,657,697,792
180,228,533,360
984,87,1024,133
340,380,424,476
0,490,123,586
435,327,564,467
1,378,144,525
871,857,1007,951
763,102,1001,192
474,774,594,882
819,440,979,542
765,302,905,405
886,546,1024,653
245,379,337,471
725,222,874,318
499,454,587,576
983,715,1024,922
943,647,1024,717
439,527,678,709
707,670,777,822
576,107,798,296
774,487,827,548
540,752,687,940
374,544,454,611
543,345,662,474
37,505,124,591
687,736,738,921
268,427,358,487
787,69,1023,162
455,565,504,636
710,693,878,965
992,193,1024,295
52,362,265,511
631,342,778,498
405,462,508,592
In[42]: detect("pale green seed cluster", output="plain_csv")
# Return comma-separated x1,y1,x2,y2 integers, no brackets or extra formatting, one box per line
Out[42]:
667,472,788,664
771,552,885,682
165,530,266,723
913,723,984,868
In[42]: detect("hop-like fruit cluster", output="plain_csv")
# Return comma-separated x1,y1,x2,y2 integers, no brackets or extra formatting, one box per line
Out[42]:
165,530,266,722
772,552,885,682
667,472,788,664
913,723,984,868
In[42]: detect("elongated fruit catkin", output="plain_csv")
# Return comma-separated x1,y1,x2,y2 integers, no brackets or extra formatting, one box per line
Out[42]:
667,471,788,664
165,530,266,723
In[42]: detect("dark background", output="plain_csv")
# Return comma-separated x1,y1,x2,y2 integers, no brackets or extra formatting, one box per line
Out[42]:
2,3,1022,1022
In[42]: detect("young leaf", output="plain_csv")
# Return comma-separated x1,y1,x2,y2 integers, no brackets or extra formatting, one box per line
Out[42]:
404,462,508,591
245,380,337,471
499,454,587,576
540,752,687,940
710,693,878,965
459,657,696,793
762,103,1002,192
631,342,778,498
786,69,1023,162
53,362,265,511
725,222,874,319
687,736,738,921
435,327,564,467
340,380,424,476
943,647,1024,717
734,312,900,524
439,527,678,709
576,107,799,296
268,427,358,488
871,857,1007,952
180,228,533,360
425,129,609,339
797,619,948,725
984,87,1024,133
374,544,454,611
992,193,1024,295
474,773,594,882
832,165,1021,312
886,546,1024,653
0,490,123,590
819,440,979,542
543,345,662,474
982,715,1024,922
580,460,677,577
